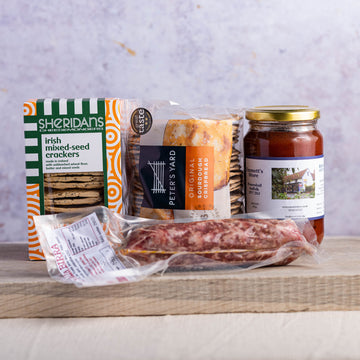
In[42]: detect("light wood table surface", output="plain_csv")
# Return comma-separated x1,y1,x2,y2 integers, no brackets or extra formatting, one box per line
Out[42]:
1,236,360,318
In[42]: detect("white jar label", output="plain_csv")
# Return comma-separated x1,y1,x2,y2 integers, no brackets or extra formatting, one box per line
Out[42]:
245,156,324,220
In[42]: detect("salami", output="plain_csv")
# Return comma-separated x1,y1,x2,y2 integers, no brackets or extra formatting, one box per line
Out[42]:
122,218,316,266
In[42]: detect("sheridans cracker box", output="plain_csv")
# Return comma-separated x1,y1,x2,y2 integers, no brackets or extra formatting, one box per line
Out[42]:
24,98,123,260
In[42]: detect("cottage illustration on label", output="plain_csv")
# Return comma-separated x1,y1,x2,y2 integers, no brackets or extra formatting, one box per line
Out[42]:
272,167,315,200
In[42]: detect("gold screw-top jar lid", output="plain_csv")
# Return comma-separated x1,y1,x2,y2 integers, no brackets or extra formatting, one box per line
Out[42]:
245,106,320,121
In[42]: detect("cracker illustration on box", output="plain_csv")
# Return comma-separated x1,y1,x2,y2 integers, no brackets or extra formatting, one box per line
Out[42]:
24,98,123,260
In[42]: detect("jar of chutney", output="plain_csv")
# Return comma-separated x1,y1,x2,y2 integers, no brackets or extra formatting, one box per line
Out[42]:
244,106,324,243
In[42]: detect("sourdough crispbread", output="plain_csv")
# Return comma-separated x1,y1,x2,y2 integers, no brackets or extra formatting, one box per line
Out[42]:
163,119,233,190
139,207,174,220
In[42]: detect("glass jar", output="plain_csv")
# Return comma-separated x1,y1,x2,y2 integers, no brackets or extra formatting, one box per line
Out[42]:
244,106,324,244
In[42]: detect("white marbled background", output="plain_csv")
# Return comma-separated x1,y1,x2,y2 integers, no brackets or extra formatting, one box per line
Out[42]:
0,0,359,242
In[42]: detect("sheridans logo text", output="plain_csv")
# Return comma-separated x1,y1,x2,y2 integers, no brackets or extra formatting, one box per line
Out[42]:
38,116,104,132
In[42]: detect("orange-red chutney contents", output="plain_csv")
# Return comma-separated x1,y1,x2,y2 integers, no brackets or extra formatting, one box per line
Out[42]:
244,128,324,244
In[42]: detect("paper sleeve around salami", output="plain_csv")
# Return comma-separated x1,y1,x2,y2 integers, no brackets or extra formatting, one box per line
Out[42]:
121,218,316,266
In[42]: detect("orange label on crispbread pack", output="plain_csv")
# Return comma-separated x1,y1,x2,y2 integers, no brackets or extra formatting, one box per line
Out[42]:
185,146,214,210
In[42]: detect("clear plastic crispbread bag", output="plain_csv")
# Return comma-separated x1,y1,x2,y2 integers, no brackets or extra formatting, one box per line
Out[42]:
121,101,244,221
34,206,320,287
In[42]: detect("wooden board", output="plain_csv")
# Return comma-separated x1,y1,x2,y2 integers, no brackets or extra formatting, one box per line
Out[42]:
1,237,360,318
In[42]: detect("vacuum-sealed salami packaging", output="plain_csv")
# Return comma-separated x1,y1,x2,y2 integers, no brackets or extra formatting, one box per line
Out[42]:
34,206,320,287
121,101,244,221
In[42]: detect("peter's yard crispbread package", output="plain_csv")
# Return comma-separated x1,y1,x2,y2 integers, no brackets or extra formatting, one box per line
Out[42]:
122,100,244,221
24,98,123,260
